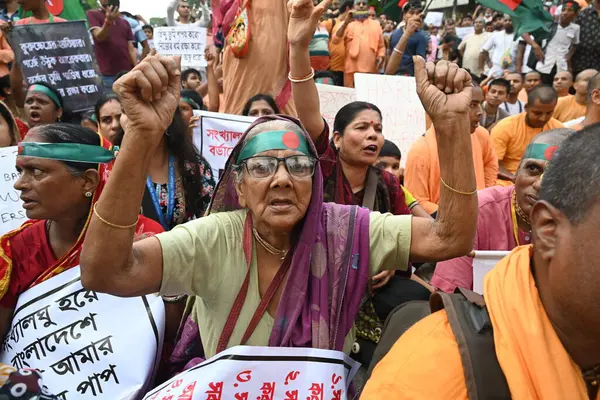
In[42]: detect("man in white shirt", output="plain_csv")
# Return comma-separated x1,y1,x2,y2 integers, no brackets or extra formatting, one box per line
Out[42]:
458,17,489,77
533,1,580,85
167,0,210,27
479,16,517,78
503,72,526,115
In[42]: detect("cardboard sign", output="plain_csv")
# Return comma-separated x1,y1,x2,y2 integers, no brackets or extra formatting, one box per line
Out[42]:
424,12,444,28
193,111,255,180
316,84,356,133
472,251,510,294
0,266,165,399
456,27,475,39
0,146,25,235
143,346,360,400
8,21,104,112
154,26,208,69
354,74,426,166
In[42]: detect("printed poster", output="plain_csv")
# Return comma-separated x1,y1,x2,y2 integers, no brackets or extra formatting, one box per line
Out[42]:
143,346,361,400
316,84,356,134
0,266,165,399
154,26,208,69
0,146,26,235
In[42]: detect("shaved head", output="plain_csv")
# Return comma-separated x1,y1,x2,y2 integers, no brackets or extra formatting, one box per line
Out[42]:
556,71,573,81
531,128,575,146
587,72,600,102
528,85,558,105
574,69,599,96
576,69,599,83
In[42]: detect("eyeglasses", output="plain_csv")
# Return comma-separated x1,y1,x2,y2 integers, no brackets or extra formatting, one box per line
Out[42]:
240,155,317,180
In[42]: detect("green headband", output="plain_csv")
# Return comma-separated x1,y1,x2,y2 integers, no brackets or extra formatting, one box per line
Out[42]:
522,143,559,161
181,97,200,110
27,84,62,108
18,142,117,164
237,130,311,163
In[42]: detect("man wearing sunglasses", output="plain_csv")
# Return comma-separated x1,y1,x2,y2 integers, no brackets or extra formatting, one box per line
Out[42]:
167,0,210,28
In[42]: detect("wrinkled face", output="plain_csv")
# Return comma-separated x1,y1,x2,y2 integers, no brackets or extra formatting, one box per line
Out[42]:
236,148,313,233
183,72,201,90
143,28,153,40
487,84,508,107
178,100,194,129
0,114,13,148
374,156,401,179
354,1,368,12
553,72,573,93
334,109,384,168
24,92,62,128
178,1,190,17
515,158,545,218
507,74,523,94
98,100,123,145
469,87,484,132
524,73,541,92
14,130,98,221
526,99,557,128
247,100,276,118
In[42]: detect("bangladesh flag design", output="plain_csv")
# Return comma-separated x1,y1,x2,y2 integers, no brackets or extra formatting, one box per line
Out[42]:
476,0,554,39
19,0,88,22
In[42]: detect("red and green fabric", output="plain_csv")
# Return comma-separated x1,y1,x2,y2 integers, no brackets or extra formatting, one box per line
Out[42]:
19,0,88,22
476,0,554,39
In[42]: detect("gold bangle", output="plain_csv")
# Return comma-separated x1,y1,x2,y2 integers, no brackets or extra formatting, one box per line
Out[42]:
440,176,477,196
92,203,139,229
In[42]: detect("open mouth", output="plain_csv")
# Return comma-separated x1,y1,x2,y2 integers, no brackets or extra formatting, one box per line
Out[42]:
270,199,293,207
29,111,41,122
363,144,378,154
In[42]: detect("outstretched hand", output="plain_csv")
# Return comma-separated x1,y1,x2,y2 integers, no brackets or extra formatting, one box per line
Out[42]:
113,54,181,144
413,57,472,123
288,0,332,48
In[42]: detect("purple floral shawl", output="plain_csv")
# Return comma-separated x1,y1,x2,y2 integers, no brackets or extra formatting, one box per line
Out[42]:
167,115,371,372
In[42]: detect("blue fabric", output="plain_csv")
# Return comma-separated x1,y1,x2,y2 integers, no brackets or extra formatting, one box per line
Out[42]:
388,28,427,76
124,15,147,45
0,9,19,23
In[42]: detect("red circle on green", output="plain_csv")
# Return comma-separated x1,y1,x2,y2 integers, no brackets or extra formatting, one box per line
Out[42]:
544,145,558,161
282,131,300,149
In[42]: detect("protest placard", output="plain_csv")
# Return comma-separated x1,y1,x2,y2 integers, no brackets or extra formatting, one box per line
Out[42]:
0,266,165,399
0,146,25,235
472,251,510,294
354,73,426,166
426,0,468,9
8,21,104,112
154,26,207,69
424,12,444,28
456,26,475,39
193,111,255,180
143,345,360,400
317,83,356,133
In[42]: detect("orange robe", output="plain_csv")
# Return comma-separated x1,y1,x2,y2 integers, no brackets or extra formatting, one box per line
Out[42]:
221,0,296,116
491,112,564,176
322,18,345,73
404,126,498,214
552,94,587,123
332,18,385,88
362,246,598,400
518,88,528,104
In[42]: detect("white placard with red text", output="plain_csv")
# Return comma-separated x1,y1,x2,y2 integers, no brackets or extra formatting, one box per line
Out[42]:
143,345,360,400
354,74,427,166
193,111,255,180
316,84,356,134
0,146,26,235
472,251,510,294
0,266,165,399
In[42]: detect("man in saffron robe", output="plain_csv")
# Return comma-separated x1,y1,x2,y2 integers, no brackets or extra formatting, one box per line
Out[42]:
553,68,598,122
571,71,600,130
491,85,563,185
363,123,600,400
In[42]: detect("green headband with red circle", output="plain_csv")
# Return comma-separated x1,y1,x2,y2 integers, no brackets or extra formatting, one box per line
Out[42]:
237,130,310,163
522,143,559,161
18,142,117,163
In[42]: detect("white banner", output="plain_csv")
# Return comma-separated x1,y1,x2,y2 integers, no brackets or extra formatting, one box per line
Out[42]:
143,346,360,400
316,84,356,134
154,26,207,69
354,74,426,167
193,111,255,180
472,251,510,294
0,146,25,235
424,12,444,28
456,27,475,39
0,266,165,399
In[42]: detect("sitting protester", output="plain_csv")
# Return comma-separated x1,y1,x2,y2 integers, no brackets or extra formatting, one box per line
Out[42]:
431,128,574,293
362,123,600,400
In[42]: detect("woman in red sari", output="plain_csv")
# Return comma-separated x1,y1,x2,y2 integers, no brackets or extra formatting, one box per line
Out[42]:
0,123,163,336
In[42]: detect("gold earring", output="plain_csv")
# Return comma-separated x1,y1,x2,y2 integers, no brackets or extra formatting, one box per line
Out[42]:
85,192,92,198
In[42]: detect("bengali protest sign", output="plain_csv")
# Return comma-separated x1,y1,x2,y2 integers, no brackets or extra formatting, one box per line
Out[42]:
143,346,361,400
317,83,356,133
424,12,444,28
8,21,104,112
472,251,510,294
0,266,165,399
0,146,25,235
354,73,426,166
154,26,207,69
193,111,255,180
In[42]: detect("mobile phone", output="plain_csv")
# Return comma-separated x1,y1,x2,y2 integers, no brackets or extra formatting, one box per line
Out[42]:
108,0,120,8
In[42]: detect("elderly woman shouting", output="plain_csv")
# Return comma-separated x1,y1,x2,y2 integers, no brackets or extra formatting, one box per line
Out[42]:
80,2,477,360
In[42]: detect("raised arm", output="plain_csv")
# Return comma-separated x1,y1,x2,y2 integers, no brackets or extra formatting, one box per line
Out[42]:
205,47,220,112
409,58,478,262
166,0,178,26
287,0,331,142
80,55,182,297
385,14,421,75
90,6,120,42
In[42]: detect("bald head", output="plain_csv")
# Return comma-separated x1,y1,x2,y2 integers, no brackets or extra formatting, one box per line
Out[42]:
524,71,542,92
553,71,573,97
528,85,558,105
587,72,600,103
531,128,575,146
574,69,599,97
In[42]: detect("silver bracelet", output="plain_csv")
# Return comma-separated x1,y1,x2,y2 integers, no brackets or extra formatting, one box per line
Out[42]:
162,294,187,303
393,48,404,55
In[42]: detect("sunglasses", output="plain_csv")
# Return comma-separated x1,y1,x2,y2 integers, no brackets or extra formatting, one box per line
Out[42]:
240,155,317,180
